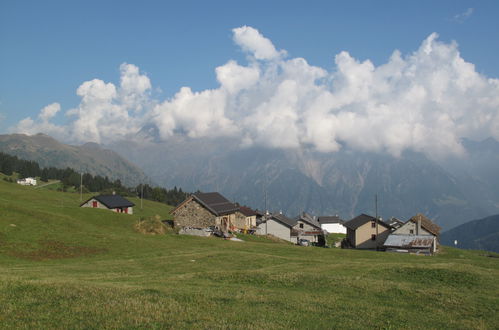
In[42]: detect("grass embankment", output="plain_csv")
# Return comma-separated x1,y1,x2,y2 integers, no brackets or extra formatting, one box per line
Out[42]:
0,176,498,329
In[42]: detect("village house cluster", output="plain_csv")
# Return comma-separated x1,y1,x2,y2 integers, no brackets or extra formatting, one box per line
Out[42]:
79,191,441,254
170,192,441,254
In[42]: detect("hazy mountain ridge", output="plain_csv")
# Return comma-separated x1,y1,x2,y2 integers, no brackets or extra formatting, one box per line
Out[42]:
441,214,499,253
2,131,497,231
109,131,499,230
0,133,147,187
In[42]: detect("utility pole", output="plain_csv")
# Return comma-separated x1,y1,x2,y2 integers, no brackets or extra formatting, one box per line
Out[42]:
141,183,144,210
80,172,83,202
375,194,379,247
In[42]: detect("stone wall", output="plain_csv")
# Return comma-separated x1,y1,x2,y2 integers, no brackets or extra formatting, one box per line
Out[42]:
234,211,247,230
173,199,216,228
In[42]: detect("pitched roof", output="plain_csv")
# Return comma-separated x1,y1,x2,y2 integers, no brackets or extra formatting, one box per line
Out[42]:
192,192,239,216
317,216,344,224
384,234,435,248
387,217,404,229
270,213,297,228
343,213,391,230
85,195,134,208
408,213,441,236
239,206,258,217
296,212,322,229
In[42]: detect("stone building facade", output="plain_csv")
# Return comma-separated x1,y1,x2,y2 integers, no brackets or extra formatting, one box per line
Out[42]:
173,197,217,228
171,192,239,231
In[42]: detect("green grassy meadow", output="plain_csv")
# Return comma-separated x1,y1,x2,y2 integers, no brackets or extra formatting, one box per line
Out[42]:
0,176,498,329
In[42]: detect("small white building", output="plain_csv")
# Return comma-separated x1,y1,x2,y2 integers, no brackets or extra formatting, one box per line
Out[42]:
17,177,37,186
317,216,346,234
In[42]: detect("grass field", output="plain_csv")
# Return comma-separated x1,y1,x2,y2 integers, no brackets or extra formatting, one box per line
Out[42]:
0,176,498,329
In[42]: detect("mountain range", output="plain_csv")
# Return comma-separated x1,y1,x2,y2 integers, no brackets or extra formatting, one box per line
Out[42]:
1,131,498,231
0,133,147,187
441,214,499,253
109,129,499,230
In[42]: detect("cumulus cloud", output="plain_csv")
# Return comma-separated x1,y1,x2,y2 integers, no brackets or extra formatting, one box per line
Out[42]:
232,26,285,60
13,63,152,143
10,26,499,159
39,103,61,121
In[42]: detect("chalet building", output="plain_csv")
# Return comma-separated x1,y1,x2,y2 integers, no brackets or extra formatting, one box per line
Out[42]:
80,194,134,214
384,213,441,254
171,192,239,232
317,215,346,234
293,212,325,244
343,214,391,249
17,177,37,186
256,213,296,242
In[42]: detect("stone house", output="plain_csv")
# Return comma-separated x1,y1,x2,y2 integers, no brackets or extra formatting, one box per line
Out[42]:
256,213,296,242
293,212,325,244
80,194,134,214
171,192,239,231
384,213,441,254
343,213,391,249
317,215,346,234
234,206,259,232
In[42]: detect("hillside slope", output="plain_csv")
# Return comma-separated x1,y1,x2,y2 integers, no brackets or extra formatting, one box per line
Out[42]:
441,214,499,253
0,133,147,186
0,177,498,328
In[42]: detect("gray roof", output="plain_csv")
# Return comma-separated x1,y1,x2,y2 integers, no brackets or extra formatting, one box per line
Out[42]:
343,213,391,230
192,192,239,216
239,206,258,217
296,212,322,229
384,234,435,248
387,217,404,229
270,213,297,228
317,216,344,224
92,195,134,208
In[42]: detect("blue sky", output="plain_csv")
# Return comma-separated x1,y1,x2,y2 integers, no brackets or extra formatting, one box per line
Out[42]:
1,0,498,157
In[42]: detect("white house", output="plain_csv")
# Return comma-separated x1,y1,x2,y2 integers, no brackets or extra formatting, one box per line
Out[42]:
317,216,346,234
17,177,37,186
256,213,297,242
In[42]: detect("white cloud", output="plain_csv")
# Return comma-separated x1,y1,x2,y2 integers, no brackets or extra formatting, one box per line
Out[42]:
453,8,474,23
12,65,152,143
11,103,67,139
10,26,499,159
39,103,61,121
232,26,285,60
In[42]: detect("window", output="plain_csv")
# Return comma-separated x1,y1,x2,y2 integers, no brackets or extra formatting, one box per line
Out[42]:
92,201,98,208
299,223,304,229
371,221,376,228
410,229,414,234
371,234,376,241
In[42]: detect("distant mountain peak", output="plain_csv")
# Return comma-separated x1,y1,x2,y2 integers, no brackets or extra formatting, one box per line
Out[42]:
0,133,148,187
